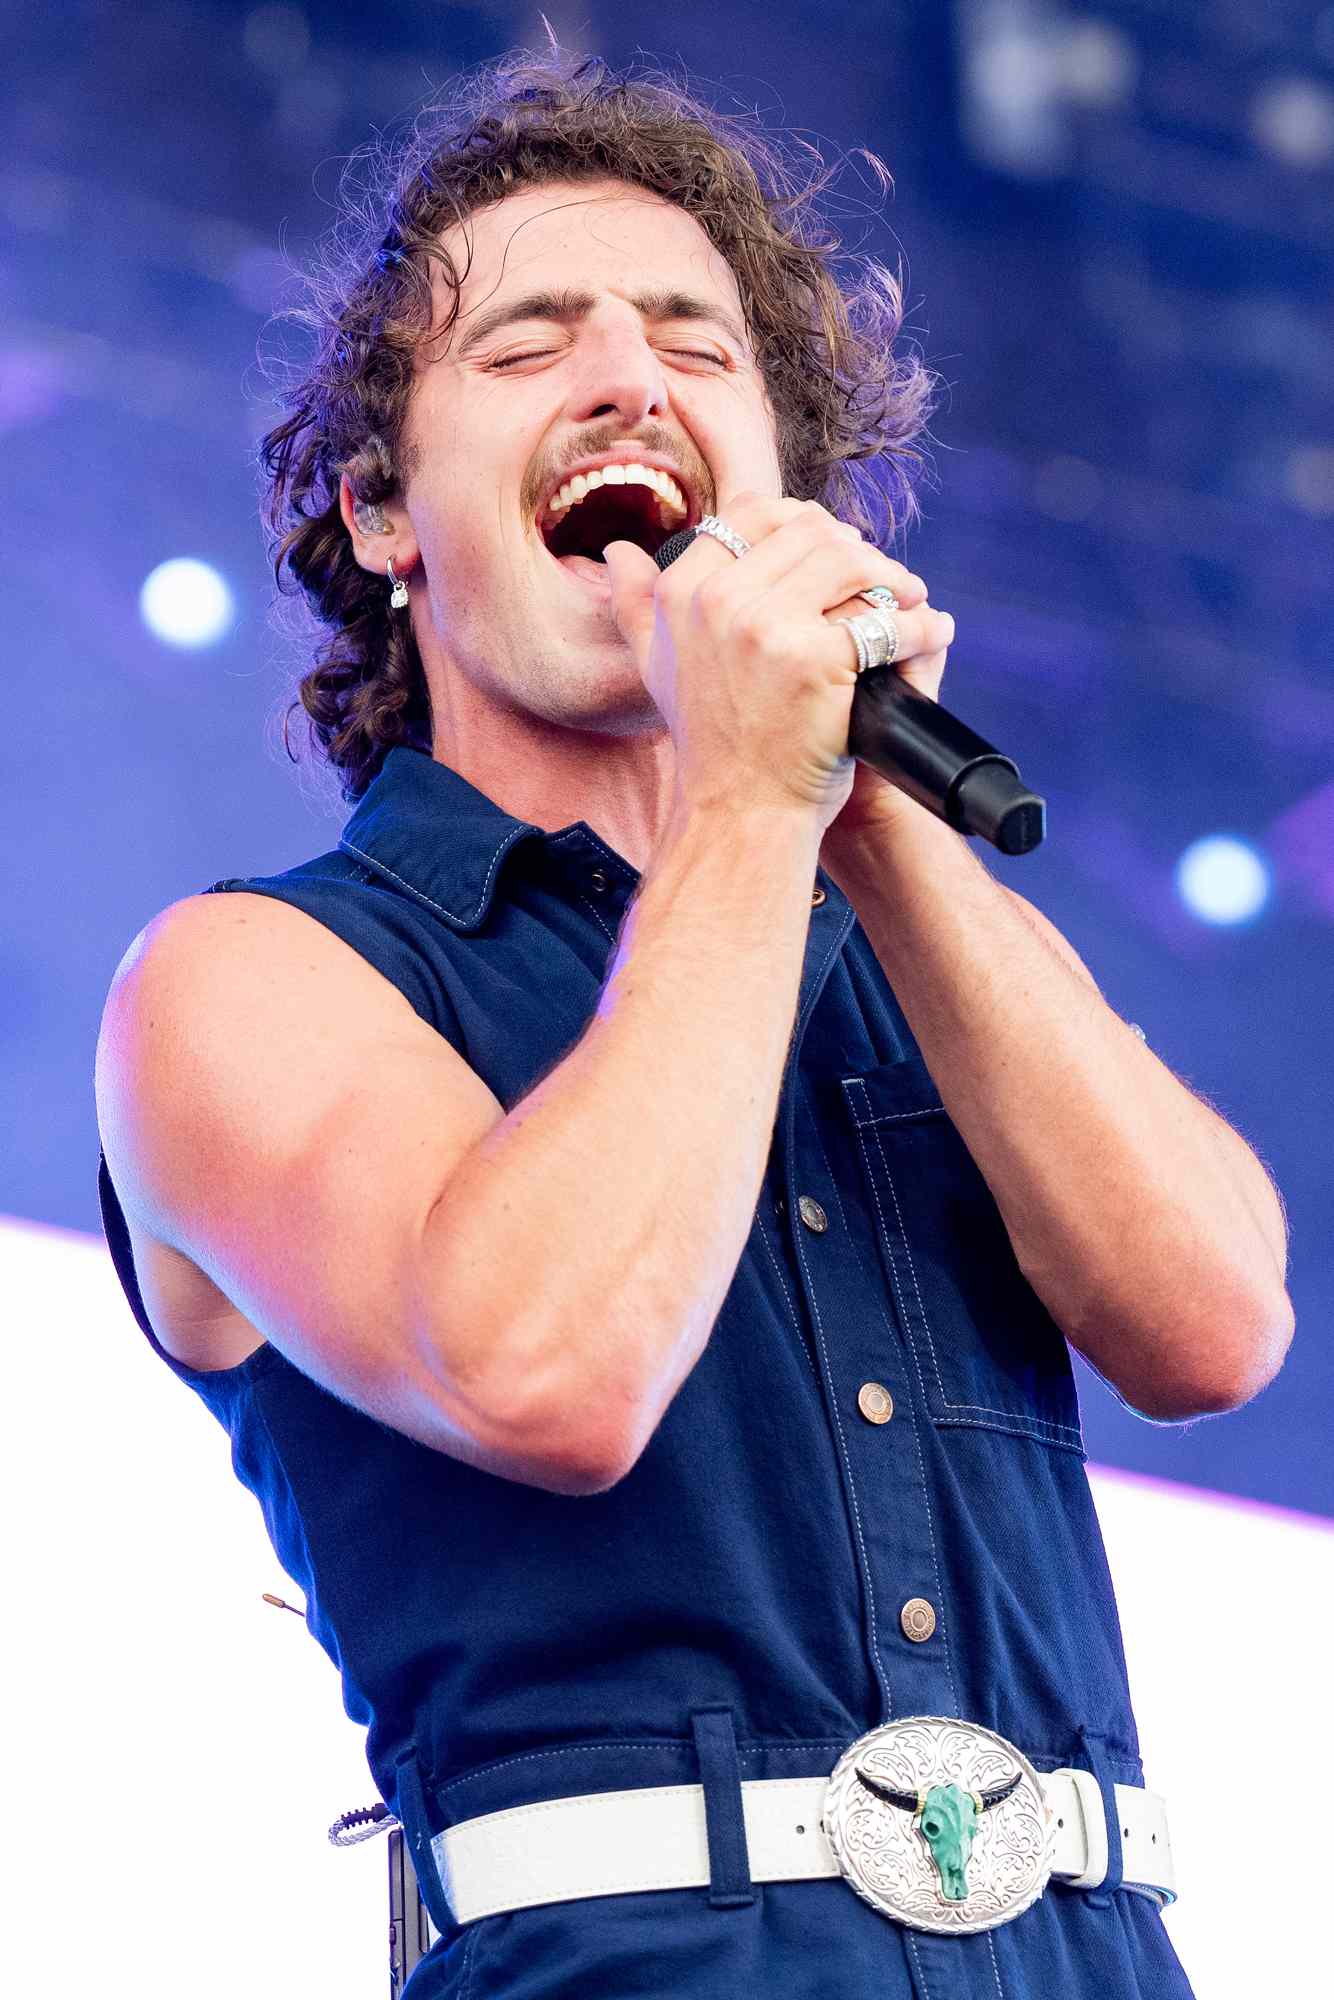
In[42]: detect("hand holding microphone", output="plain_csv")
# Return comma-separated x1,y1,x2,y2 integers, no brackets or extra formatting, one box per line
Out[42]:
603,493,1045,855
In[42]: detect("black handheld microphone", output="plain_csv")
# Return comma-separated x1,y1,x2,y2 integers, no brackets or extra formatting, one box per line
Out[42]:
654,527,1046,856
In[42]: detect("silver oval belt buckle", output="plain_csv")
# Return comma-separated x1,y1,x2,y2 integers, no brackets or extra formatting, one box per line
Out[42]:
823,1716,1056,1935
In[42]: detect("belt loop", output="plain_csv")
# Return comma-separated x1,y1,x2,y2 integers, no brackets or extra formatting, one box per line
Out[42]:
1073,1723,1124,1906
689,1705,756,1909
393,1746,457,1939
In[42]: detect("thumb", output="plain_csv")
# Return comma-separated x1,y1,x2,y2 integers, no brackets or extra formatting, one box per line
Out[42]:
602,538,661,658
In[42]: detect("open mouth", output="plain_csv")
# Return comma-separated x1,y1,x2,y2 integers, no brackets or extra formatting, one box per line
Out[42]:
538,464,697,575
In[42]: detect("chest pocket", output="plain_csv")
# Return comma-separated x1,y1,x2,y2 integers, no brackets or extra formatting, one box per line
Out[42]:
841,1055,1085,1455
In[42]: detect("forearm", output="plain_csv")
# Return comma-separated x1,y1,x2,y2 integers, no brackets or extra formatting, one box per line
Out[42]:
427,801,822,1487
821,808,1293,1419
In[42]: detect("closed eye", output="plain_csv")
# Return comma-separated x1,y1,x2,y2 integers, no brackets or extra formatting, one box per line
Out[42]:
489,348,727,371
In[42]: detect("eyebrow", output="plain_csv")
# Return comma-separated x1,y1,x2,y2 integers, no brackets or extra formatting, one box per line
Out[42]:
453,286,751,359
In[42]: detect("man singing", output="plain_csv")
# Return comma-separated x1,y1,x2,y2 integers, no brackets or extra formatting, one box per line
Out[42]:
95,49,1291,1999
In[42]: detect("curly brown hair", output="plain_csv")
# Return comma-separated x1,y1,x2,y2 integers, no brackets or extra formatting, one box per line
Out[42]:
261,45,938,803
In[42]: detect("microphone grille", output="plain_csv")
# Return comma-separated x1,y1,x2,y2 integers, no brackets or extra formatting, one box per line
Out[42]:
654,527,698,572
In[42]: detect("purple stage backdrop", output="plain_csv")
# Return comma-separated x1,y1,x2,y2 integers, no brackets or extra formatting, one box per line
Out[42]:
4,11,1330,1499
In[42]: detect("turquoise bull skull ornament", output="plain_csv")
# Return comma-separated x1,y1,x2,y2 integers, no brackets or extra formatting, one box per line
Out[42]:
857,1765,1024,1902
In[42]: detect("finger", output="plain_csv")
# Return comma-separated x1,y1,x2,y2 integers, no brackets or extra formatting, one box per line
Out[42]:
831,603,953,662
713,495,928,608
604,498,812,625
602,537,663,654
819,606,953,679
736,537,950,648
821,603,954,694
887,643,950,704
702,511,865,612
713,491,812,541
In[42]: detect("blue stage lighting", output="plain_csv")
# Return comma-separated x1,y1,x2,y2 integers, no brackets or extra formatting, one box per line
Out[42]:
1175,836,1271,925
139,558,235,648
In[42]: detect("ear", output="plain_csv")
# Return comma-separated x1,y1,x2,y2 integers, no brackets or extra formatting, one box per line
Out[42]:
338,474,420,578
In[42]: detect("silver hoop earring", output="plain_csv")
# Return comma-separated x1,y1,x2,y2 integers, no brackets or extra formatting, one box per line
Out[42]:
387,558,409,610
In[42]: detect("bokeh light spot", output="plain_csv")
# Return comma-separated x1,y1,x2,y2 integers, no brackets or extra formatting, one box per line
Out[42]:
1059,21,1139,108
1285,445,1334,517
1175,836,1271,926
139,558,235,649
1249,77,1334,168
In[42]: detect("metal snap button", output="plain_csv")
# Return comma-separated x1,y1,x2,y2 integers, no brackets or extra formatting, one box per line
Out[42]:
589,868,609,895
857,1381,894,1424
900,1598,937,1643
811,884,826,907
797,1195,828,1232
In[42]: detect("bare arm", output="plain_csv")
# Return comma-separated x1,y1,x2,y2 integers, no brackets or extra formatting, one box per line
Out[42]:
820,807,1293,1421
415,800,823,1484
97,801,823,1495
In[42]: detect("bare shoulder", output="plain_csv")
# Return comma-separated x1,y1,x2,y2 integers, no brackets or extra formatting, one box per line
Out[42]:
95,890,508,1413
97,885,447,1135
102,886,414,1038
95,890,396,1370
96,894,308,1368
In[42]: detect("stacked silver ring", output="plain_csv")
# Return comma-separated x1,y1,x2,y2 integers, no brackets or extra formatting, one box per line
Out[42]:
694,514,752,559
837,604,901,675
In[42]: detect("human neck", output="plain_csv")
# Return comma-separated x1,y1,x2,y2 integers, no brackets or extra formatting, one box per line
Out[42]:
428,710,678,879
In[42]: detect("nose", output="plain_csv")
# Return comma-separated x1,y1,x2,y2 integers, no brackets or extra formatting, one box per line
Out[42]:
564,307,671,430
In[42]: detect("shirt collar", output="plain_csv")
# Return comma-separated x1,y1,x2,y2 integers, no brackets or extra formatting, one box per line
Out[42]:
337,745,631,933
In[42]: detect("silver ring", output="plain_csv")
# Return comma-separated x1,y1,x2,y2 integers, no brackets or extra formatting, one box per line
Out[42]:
864,605,900,666
836,608,898,675
695,514,752,560
836,616,872,675
860,584,900,614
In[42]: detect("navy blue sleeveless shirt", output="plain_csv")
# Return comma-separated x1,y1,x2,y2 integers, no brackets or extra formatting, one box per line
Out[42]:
98,746,1194,1999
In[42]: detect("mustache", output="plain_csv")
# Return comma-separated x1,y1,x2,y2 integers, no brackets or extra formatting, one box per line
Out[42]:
524,425,714,517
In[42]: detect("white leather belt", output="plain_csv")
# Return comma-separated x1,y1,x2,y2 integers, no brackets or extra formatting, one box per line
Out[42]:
431,1763,1176,1933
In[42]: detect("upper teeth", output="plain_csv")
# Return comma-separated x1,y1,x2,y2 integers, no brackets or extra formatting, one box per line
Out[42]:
545,463,689,524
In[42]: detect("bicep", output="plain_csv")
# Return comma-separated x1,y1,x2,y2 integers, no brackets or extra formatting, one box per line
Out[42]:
94,891,530,1470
